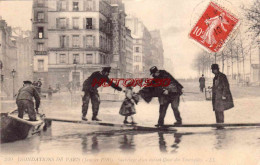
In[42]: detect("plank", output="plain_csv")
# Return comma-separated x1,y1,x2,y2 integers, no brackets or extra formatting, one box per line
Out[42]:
44,118,176,131
163,123,260,128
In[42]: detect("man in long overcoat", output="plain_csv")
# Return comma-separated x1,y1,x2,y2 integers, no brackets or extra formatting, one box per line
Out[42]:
199,74,205,92
211,64,234,123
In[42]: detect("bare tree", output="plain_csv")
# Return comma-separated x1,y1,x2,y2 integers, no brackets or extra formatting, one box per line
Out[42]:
244,0,260,84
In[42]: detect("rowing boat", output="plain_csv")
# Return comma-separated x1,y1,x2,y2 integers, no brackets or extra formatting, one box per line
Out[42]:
0,110,46,143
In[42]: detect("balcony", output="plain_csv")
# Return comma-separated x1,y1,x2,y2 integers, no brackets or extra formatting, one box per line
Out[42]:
34,51,48,55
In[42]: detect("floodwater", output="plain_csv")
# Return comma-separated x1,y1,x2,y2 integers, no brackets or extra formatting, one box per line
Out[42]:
1,82,260,165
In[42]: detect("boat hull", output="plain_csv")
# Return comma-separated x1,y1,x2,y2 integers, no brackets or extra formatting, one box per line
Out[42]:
0,111,45,143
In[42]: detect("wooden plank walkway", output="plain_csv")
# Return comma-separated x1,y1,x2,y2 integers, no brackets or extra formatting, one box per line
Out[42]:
44,118,176,131
44,118,260,130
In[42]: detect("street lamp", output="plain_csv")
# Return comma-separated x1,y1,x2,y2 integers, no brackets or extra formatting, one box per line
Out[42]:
11,69,16,98
73,59,77,90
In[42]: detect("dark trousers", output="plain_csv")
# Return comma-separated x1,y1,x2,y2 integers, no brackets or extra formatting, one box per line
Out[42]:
17,100,36,121
82,91,100,117
215,111,224,123
158,96,182,125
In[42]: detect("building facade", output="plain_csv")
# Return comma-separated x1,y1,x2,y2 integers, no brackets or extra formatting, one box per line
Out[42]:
32,0,130,89
0,19,33,99
0,18,17,99
150,30,164,69
126,15,152,78
12,28,34,87
125,27,133,78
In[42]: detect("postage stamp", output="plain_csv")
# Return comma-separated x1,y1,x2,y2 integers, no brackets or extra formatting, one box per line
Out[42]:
189,1,240,53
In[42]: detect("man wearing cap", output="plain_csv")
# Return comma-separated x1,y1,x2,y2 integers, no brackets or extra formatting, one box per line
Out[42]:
81,67,122,121
149,66,184,126
211,64,234,124
16,81,41,121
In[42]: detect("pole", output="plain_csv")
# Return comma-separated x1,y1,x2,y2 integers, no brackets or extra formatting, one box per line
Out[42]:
214,53,216,63
13,75,15,98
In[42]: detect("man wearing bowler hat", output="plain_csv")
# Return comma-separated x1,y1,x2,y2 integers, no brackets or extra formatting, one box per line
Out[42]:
81,67,122,121
16,80,41,121
149,66,184,126
211,64,234,124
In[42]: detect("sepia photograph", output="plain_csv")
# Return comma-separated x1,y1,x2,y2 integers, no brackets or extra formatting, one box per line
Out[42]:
0,0,259,164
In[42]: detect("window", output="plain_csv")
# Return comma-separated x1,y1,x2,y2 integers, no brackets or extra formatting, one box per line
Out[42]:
60,35,65,48
38,0,44,6
73,2,79,11
135,47,139,53
72,35,80,47
60,0,66,10
37,12,44,22
59,18,66,29
73,54,80,63
38,27,44,39
134,56,141,62
86,0,93,11
38,60,44,71
73,18,79,29
86,54,92,64
86,35,93,47
59,54,66,64
37,43,44,51
86,18,92,29
134,65,139,71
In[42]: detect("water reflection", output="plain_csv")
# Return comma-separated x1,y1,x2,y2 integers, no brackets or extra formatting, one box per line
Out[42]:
119,134,135,152
158,132,183,153
80,129,187,154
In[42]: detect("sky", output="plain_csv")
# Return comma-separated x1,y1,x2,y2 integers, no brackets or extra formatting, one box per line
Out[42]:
0,0,252,78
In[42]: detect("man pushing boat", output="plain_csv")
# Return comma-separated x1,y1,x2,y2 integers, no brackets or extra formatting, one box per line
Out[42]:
16,80,41,121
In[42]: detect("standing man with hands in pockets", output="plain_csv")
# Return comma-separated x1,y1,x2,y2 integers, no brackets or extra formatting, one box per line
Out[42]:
211,64,234,124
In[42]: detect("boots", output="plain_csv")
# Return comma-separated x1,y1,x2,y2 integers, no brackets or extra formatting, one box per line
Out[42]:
82,116,88,121
92,116,102,121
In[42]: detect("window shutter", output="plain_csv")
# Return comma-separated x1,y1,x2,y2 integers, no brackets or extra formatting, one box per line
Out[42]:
92,18,96,29
66,18,69,29
93,0,96,11
83,36,86,48
79,35,82,48
59,35,62,47
66,0,69,11
57,1,60,11
83,0,86,11
93,36,96,47
34,11,38,21
83,18,86,29
66,36,69,48
56,18,59,29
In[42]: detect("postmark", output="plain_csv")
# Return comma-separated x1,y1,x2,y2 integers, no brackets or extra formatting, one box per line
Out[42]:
189,1,240,52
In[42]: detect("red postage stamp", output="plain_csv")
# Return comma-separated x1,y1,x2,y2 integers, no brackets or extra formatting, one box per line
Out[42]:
189,1,240,53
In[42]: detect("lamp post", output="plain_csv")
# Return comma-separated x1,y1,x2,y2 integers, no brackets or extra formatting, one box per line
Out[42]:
11,69,16,98
73,59,77,91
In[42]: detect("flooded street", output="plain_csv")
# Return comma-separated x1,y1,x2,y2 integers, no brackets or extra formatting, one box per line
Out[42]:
1,82,260,165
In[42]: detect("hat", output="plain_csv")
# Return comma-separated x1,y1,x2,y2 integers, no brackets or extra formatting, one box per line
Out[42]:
102,67,111,73
23,80,32,84
211,64,219,70
150,66,158,75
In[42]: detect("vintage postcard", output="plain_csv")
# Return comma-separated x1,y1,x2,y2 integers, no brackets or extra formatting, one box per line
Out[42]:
0,0,259,165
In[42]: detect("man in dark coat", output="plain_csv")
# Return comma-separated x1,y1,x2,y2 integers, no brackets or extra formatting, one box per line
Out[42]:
199,74,205,92
211,64,234,123
81,67,122,121
149,66,184,126
16,81,41,121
